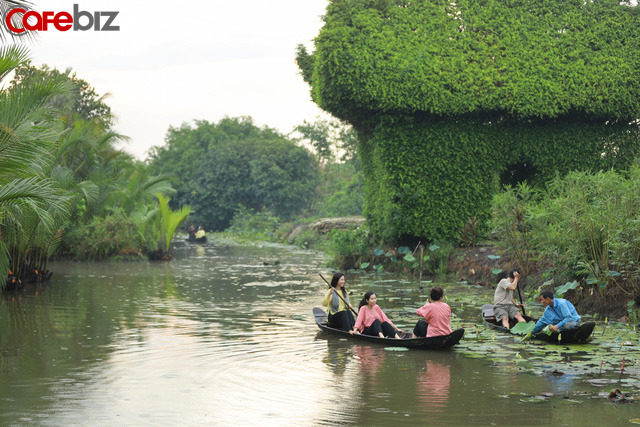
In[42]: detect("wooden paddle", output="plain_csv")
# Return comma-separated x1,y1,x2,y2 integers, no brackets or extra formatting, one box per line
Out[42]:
319,273,359,317
516,281,527,317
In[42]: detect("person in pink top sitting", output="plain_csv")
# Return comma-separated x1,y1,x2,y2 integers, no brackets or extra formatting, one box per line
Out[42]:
351,291,401,339
412,286,453,338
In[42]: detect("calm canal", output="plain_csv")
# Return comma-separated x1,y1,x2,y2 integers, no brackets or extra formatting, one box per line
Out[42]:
1,240,637,425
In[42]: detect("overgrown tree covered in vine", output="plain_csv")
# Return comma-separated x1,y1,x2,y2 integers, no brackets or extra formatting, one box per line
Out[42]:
297,0,640,242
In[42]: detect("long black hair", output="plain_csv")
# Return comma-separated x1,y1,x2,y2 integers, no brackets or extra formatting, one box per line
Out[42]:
358,291,375,310
330,272,347,297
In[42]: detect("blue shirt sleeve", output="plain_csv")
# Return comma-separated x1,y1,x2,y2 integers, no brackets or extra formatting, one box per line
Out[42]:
532,310,550,333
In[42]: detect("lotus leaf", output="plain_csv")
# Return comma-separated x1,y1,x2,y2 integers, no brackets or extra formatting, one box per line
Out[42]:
510,321,536,335
384,347,409,351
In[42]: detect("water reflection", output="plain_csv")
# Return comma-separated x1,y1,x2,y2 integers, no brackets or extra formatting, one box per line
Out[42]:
417,360,451,412
1,241,639,425
354,345,386,387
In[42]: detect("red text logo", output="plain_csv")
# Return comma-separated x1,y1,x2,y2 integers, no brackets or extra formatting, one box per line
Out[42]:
4,4,120,35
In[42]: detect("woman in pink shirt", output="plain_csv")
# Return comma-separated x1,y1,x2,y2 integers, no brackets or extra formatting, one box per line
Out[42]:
412,286,453,338
351,291,401,339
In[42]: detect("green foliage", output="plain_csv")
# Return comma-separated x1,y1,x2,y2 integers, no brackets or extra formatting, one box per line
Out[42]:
11,63,114,128
300,0,640,244
0,45,74,287
61,213,141,260
307,0,640,121
492,168,640,293
228,206,281,241
360,116,501,242
325,226,370,269
542,168,640,290
491,182,546,276
293,117,364,218
156,193,191,253
315,163,364,217
149,117,319,230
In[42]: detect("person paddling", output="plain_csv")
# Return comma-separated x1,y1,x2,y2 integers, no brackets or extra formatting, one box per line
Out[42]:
321,273,356,331
351,291,401,339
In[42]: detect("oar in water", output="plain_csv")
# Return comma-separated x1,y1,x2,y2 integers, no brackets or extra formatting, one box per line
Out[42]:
319,273,359,318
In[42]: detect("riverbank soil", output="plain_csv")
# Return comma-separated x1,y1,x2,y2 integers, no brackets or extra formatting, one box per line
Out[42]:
448,243,638,320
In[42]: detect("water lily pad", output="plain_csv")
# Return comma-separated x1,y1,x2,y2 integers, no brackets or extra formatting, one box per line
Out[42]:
520,396,547,403
510,321,536,335
384,347,409,351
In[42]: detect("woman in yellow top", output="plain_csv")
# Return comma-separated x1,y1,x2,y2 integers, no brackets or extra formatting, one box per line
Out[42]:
321,273,356,331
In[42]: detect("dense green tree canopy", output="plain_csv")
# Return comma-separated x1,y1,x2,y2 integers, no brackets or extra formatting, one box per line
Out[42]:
299,0,640,243
301,0,640,124
149,117,319,230
297,0,640,240
11,63,114,129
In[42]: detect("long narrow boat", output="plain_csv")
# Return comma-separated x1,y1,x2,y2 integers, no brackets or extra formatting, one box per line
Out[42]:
482,303,537,332
481,304,595,344
185,236,207,243
313,307,464,350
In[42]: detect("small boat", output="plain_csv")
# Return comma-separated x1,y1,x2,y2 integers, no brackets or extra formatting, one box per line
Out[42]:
482,303,537,333
313,307,464,350
482,304,595,344
185,236,207,243
530,322,596,344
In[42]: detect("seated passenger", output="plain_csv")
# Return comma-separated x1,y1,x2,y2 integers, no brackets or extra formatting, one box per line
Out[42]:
412,286,453,338
351,291,401,339
321,273,355,331
195,226,206,239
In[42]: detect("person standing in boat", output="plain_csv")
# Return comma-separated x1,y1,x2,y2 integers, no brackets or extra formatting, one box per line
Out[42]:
412,286,453,338
531,290,581,334
493,269,526,329
321,273,356,331
351,291,401,339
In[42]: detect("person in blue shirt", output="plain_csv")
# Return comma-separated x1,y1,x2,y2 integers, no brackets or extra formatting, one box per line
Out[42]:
532,290,581,333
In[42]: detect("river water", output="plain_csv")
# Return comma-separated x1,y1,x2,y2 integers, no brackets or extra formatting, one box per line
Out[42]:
1,240,637,425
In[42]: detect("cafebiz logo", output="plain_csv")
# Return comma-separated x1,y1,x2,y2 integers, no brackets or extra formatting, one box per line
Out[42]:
4,4,120,35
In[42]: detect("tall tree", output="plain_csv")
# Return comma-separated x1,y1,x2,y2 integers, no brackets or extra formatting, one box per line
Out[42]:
150,117,319,230
298,0,640,242
0,45,71,288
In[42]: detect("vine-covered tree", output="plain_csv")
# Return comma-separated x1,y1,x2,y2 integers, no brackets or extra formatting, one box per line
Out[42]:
298,0,640,242
149,117,319,230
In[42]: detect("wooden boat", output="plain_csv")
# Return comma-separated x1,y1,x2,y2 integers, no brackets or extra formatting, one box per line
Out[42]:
482,304,595,344
185,236,207,243
531,322,596,344
313,307,464,350
482,303,536,333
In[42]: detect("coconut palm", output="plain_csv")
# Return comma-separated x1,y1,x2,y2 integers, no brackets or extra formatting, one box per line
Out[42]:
0,44,71,288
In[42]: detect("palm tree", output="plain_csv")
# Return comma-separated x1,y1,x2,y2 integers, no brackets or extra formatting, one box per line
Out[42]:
0,44,71,288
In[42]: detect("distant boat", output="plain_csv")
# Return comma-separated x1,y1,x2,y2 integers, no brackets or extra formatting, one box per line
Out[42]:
185,236,207,243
